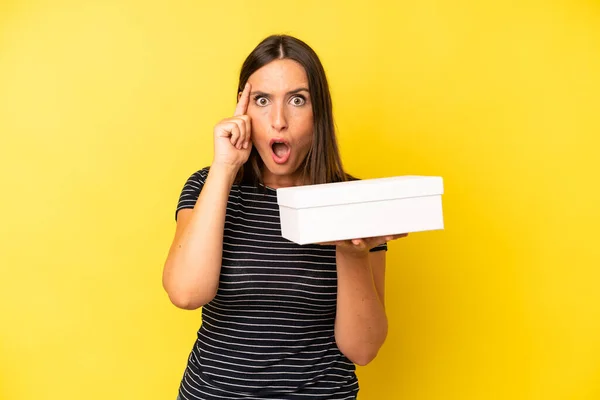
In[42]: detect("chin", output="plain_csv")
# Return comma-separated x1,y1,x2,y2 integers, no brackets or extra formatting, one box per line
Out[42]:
265,162,299,176
261,157,305,180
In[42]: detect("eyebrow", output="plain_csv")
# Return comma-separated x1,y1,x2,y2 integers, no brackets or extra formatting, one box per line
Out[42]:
250,88,309,97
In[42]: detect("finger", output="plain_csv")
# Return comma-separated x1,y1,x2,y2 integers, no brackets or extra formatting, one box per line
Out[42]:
238,118,250,149
316,241,336,246
370,234,408,248
363,237,384,249
240,115,252,148
232,119,246,149
350,239,369,250
229,123,241,147
385,234,408,241
235,116,250,149
216,121,236,138
234,82,251,116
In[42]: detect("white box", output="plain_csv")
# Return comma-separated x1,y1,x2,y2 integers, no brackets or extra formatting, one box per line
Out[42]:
276,176,444,245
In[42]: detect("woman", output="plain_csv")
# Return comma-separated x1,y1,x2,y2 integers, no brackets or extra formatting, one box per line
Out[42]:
163,34,406,400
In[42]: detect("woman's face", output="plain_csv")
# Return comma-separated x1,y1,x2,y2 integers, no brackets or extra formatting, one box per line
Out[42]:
243,59,314,187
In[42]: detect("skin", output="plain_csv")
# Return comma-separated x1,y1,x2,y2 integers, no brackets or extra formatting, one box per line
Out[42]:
242,58,314,188
163,58,407,367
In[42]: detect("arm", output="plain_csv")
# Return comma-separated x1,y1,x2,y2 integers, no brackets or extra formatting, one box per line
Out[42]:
162,165,238,310
162,82,253,310
334,248,388,366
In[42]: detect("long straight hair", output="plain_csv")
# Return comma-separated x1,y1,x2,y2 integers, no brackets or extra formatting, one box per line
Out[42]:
235,35,353,187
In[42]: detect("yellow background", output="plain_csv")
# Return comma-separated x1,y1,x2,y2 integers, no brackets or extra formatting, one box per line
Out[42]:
1,0,599,399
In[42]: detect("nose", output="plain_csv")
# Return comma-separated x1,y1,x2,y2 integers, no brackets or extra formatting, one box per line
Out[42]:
270,102,288,132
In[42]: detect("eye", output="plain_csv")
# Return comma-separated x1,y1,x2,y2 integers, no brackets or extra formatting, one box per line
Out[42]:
290,95,306,106
254,96,270,107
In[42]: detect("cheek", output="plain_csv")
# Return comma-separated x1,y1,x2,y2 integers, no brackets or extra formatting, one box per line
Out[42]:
294,126,314,155
290,108,313,131
297,114,314,147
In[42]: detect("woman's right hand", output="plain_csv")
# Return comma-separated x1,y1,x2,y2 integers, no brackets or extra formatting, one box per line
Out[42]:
212,82,253,169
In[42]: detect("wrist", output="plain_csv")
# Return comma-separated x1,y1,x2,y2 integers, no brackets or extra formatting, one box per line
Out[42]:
336,246,370,262
209,162,239,185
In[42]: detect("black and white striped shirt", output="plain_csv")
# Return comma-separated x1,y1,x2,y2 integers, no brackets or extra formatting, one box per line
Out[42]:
174,167,386,400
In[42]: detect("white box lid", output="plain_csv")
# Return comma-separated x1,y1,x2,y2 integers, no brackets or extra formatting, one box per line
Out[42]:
277,175,444,209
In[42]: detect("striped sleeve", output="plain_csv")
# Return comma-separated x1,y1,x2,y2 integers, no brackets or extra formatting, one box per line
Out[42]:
175,167,210,220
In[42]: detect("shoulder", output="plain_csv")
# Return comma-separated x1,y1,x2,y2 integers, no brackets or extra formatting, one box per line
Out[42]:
179,166,213,192
175,166,211,220
184,166,211,186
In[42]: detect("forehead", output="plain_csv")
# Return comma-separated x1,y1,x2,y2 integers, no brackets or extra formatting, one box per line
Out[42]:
248,59,308,92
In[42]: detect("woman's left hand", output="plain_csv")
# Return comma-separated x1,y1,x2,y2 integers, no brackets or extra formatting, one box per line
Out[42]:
319,234,408,257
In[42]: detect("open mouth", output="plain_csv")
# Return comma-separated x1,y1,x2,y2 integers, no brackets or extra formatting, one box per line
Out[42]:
270,139,291,164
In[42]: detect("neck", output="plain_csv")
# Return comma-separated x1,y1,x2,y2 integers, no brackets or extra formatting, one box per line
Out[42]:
262,168,305,189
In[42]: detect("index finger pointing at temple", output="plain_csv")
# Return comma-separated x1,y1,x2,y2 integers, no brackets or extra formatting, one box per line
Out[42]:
234,82,251,116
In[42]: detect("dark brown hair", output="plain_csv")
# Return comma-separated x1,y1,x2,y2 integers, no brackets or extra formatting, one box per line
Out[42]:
235,34,353,187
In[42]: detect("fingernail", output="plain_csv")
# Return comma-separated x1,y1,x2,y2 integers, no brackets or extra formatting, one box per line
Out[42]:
243,142,248,149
